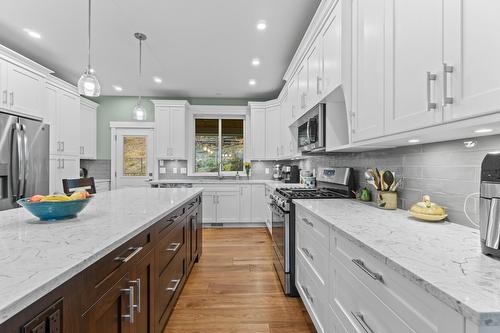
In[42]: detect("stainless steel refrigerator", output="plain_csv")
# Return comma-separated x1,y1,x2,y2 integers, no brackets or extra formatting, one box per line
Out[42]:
0,112,49,211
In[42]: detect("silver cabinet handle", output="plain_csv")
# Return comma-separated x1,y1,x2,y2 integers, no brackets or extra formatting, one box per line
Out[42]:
62,159,65,169
121,286,135,323
352,259,383,282
302,217,314,227
426,72,437,111
442,63,454,107
130,279,141,313
351,312,375,333
166,242,181,252
317,76,322,95
61,141,64,152
2,90,7,104
276,146,279,156
9,91,14,106
302,247,314,261
166,279,181,292
114,246,143,263
301,285,314,303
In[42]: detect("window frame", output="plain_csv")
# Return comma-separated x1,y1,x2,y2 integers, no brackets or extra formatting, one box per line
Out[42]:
191,115,246,176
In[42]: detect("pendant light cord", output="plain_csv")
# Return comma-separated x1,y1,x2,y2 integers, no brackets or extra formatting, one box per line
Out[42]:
87,0,92,71
138,37,142,104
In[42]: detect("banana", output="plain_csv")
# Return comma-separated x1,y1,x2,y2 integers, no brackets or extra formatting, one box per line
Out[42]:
40,195,71,202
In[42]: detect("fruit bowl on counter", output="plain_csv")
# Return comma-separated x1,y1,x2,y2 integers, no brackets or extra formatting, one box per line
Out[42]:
17,191,92,221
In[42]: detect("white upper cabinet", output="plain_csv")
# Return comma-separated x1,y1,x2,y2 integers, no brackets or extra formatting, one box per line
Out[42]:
80,98,98,159
443,0,500,121
289,76,299,122
306,41,322,108
250,105,267,160
297,62,308,116
321,3,342,98
351,0,386,141
384,0,444,134
280,90,293,158
5,64,44,118
265,105,281,159
153,100,189,160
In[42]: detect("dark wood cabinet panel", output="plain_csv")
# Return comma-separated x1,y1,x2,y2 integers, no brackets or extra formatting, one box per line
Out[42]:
158,218,186,275
132,250,155,333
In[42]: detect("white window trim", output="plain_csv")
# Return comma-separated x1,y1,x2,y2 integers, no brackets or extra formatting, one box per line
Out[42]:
187,105,249,177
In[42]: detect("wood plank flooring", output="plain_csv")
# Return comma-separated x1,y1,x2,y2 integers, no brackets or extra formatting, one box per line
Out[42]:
164,228,316,333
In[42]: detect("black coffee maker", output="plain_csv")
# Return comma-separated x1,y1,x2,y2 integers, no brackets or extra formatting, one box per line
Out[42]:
281,165,300,183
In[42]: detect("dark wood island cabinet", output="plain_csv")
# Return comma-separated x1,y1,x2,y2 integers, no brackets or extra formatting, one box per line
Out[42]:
0,194,202,333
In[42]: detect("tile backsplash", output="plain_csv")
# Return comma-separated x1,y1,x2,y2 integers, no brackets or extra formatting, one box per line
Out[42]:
80,159,111,180
292,135,500,228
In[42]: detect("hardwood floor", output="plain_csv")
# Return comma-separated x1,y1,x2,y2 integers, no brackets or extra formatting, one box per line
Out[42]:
164,228,316,333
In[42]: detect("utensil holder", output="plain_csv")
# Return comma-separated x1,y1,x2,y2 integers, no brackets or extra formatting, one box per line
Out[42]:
377,191,397,210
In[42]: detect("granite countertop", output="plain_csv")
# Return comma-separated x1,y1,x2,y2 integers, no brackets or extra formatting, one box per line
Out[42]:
0,187,203,325
293,199,500,327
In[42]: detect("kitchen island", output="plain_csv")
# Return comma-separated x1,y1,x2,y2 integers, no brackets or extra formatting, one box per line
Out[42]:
0,187,203,333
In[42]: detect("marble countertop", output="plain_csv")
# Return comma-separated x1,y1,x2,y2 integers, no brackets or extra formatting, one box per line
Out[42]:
0,187,203,325
293,199,500,326
150,179,304,189
94,178,111,183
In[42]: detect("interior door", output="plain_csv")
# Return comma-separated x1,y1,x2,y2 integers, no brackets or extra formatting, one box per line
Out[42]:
384,0,443,134
115,128,154,188
444,0,500,121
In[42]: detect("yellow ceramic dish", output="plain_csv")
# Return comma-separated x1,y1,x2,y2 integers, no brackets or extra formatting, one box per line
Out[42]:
409,211,448,222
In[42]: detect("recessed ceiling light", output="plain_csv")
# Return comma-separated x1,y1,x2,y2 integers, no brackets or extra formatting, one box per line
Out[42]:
252,58,260,66
408,139,420,143
474,128,493,133
23,28,41,39
112,85,123,92
153,76,162,84
249,79,257,86
256,20,267,31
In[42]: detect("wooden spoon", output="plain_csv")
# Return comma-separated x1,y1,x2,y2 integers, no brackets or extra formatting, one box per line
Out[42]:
382,171,395,191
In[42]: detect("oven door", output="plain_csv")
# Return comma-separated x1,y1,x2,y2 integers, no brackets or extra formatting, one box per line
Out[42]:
271,203,289,272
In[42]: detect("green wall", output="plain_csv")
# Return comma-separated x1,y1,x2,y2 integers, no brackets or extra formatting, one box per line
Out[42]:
91,96,251,160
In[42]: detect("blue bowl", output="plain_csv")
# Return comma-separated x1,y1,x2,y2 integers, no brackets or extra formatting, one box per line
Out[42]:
17,197,91,221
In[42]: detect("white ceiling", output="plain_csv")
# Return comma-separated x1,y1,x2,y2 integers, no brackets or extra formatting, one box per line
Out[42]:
0,0,320,100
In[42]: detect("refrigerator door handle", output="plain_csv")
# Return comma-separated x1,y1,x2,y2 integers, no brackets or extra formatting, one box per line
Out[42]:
21,125,28,198
10,123,22,200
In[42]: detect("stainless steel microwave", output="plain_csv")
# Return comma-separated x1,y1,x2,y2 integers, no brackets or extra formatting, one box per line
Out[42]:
297,104,326,152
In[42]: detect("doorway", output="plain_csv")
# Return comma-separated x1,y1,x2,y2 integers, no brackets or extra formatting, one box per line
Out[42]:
111,123,155,189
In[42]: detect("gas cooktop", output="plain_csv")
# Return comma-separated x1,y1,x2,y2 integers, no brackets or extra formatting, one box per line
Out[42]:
275,187,349,199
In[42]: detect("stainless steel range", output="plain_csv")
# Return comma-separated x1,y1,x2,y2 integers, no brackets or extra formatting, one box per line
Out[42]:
270,167,353,296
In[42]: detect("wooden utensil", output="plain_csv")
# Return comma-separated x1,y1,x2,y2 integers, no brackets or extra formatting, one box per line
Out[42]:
382,171,394,191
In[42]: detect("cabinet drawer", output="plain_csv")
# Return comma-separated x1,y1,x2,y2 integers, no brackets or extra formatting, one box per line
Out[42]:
158,247,187,327
296,207,330,250
330,229,464,333
82,228,153,311
185,195,200,214
157,206,186,235
296,250,327,333
158,218,186,275
330,256,415,333
296,223,329,284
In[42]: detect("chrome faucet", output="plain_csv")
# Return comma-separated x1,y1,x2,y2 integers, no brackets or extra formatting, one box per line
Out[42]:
218,161,224,180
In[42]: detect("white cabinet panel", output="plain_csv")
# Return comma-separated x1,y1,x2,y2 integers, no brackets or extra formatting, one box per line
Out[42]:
351,0,386,141
250,106,266,159
202,193,217,224
307,41,322,107
216,191,239,223
155,106,170,158
288,76,299,121
280,91,293,158
251,184,267,223
154,101,188,160
297,62,308,116
49,156,79,194
57,91,80,156
80,99,97,159
44,84,59,155
321,4,342,97
239,185,252,223
384,0,444,134
444,0,500,121
265,105,280,159
169,106,186,159
6,64,43,118
0,60,7,109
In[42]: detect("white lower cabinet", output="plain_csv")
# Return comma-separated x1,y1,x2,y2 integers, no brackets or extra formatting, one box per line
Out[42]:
251,184,267,223
295,206,466,333
201,191,217,224
49,155,79,194
239,185,252,223
216,189,240,223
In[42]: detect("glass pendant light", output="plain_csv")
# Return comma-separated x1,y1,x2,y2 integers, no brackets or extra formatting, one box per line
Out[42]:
78,0,101,97
132,33,147,121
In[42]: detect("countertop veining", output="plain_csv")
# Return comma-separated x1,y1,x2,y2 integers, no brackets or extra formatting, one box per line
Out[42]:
0,187,203,325
293,198,500,326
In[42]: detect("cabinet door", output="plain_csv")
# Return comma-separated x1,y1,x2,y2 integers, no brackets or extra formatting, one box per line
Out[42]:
7,64,43,118
44,84,59,155
80,103,96,159
444,0,500,121
288,76,299,121
80,274,133,333
155,106,171,158
0,60,7,109
201,193,217,224
59,157,80,187
239,185,252,223
321,4,342,97
351,0,386,141
265,105,281,159
297,62,308,115
169,106,186,159
280,91,292,158
251,185,267,223
384,0,444,134
58,91,80,156
307,41,322,106
133,250,155,333
250,107,266,159
216,191,239,223
49,156,61,194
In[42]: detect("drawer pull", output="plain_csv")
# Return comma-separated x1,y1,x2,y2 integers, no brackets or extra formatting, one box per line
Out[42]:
166,279,181,292
114,246,143,263
352,259,383,282
166,242,181,252
302,247,314,261
301,285,314,303
130,278,141,313
351,312,375,333
121,286,135,323
302,217,314,227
